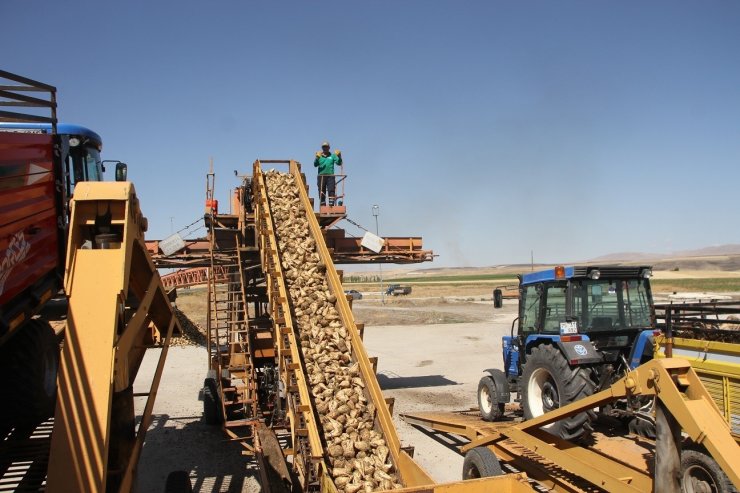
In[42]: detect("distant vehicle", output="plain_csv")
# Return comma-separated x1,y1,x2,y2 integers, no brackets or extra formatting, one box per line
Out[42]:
344,289,362,300
386,284,412,296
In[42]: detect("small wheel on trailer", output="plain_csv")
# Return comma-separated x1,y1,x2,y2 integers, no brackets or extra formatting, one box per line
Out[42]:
202,369,222,425
477,376,505,421
521,344,595,441
681,448,734,493
165,470,193,493
462,447,503,480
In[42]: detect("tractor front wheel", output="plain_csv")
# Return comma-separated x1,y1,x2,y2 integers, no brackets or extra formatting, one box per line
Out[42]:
521,344,595,441
477,376,505,422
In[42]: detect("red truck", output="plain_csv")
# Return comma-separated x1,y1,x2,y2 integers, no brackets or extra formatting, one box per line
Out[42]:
0,70,126,422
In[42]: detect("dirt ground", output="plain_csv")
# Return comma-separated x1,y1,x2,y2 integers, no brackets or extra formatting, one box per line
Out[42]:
135,289,516,491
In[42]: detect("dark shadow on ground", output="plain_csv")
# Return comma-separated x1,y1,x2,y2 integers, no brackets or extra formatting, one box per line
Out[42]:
138,413,259,492
376,373,458,390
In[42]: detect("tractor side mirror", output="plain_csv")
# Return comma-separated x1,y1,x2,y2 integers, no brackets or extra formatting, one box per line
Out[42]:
115,162,128,182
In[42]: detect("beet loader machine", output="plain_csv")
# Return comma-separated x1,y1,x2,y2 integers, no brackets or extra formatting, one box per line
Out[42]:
199,168,740,492
199,160,533,493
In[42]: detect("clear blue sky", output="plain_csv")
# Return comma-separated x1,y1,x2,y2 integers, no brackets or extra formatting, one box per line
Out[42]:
4,1,740,267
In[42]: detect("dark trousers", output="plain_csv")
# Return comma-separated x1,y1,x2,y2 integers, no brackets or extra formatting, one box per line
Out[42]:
317,174,335,205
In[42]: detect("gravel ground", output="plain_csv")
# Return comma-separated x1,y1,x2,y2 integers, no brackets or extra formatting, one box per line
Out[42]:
134,300,518,491
363,304,516,483
134,346,261,493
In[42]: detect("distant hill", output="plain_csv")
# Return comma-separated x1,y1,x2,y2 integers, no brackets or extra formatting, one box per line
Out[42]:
673,244,740,257
349,245,740,280
589,252,663,262
590,244,740,263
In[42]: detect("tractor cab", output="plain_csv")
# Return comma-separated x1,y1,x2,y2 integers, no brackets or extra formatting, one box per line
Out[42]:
481,265,657,440
513,265,655,373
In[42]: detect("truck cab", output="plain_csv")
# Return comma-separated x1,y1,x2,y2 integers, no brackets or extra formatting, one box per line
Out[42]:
0,122,106,191
0,122,110,329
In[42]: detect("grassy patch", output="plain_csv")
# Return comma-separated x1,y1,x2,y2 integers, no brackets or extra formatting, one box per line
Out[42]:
651,278,740,292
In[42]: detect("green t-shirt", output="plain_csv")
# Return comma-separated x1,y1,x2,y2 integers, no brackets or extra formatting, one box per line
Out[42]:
313,152,343,175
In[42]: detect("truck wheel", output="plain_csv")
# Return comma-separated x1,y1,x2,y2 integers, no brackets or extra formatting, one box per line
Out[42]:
521,344,595,441
203,370,222,425
0,320,60,424
681,448,734,493
477,376,505,421
462,447,503,479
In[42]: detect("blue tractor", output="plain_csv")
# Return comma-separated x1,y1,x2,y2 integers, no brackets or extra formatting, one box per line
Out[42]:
478,265,657,441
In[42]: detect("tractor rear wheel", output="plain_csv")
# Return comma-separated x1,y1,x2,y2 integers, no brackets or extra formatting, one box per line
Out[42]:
462,447,503,479
477,376,505,421
521,344,595,441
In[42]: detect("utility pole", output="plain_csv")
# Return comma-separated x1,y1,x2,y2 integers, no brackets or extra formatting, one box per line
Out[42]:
372,205,384,304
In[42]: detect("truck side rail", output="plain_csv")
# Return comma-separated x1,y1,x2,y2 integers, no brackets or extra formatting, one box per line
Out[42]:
0,70,57,130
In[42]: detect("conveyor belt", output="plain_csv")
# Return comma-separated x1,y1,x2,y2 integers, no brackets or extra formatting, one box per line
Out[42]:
253,162,435,491
206,160,539,493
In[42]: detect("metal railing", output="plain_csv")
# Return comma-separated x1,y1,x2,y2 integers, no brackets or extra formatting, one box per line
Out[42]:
0,70,57,132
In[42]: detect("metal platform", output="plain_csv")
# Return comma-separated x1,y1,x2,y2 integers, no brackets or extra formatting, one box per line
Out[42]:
402,410,654,493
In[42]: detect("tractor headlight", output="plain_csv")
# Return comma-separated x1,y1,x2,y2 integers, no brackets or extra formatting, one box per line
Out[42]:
588,269,601,280
641,268,653,279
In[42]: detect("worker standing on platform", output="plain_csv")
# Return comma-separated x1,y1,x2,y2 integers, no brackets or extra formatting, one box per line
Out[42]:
314,141,342,206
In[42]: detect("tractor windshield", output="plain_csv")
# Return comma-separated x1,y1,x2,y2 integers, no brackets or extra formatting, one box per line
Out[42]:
572,279,652,331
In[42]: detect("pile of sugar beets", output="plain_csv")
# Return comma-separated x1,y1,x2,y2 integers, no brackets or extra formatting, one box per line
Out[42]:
265,171,403,492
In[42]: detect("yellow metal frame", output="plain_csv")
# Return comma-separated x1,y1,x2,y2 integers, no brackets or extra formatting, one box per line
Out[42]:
656,334,740,439
47,182,179,493
457,358,740,492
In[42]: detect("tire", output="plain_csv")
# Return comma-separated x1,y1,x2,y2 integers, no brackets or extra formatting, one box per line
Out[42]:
203,370,221,425
462,447,503,479
477,376,505,422
165,470,193,493
521,344,595,441
681,448,735,493
0,320,60,424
